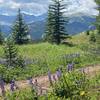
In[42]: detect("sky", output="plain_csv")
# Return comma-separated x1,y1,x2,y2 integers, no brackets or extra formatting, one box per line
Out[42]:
0,0,98,16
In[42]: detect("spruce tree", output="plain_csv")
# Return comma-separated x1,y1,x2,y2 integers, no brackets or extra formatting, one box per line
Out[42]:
95,0,100,45
44,6,54,42
44,0,69,44
4,38,24,67
12,9,30,45
0,26,4,44
95,0,100,34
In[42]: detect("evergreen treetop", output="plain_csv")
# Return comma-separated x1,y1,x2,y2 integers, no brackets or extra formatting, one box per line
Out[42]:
0,26,4,44
95,0,100,34
4,37,25,67
44,0,69,44
12,9,30,45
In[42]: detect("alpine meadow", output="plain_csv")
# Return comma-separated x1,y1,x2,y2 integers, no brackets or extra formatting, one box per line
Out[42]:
0,0,100,100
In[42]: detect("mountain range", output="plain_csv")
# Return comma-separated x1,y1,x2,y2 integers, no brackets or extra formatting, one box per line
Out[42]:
0,0,98,40
0,13,96,40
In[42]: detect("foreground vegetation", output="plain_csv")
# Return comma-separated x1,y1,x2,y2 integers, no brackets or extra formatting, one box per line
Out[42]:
0,0,100,99
0,68,100,100
0,32,99,83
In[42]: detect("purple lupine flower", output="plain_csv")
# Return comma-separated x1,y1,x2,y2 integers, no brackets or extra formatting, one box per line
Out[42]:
52,75,57,81
0,79,5,96
48,70,52,85
10,80,15,92
67,63,73,72
28,78,38,95
10,79,18,92
56,69,62,79
59,69,62,76
28,77,33,86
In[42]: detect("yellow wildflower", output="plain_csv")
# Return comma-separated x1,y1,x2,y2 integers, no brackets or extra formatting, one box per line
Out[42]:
80,91,85,96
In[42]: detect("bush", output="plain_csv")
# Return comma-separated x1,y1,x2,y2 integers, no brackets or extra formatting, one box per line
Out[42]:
53,71,90,99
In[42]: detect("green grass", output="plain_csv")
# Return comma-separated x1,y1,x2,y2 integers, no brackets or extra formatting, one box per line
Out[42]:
18,43,81,58
0,32,100,82
69,32,90,44
0,32,100,99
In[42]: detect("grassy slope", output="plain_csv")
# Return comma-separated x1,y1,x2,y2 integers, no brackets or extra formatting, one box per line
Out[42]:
0,32,92,58
0,32,89,58
69,32,90,44
0,32,99,99
0,32,100,81
19,32,100,66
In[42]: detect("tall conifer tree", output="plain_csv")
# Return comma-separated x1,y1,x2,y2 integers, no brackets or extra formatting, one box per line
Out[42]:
95,0,100,45
44,6,54,42
95,0,100,34
44,0,69,44
12,9,30,44
4,38,18,67
0,26,4,44
4,38,24,67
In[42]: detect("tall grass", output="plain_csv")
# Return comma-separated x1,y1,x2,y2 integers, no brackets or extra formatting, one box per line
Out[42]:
0,33,100,82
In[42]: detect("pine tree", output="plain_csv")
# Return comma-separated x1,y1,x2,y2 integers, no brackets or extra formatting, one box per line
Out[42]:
12,9,30,45
95,0,100,34
0,26,4,44
43,6,54,42
4,38,24,67
95,0,100,45
44,0,69,44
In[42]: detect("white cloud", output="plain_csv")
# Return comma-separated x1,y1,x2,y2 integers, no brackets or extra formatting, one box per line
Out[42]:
0,0,3,3
0,0,98,16
64,0,98,16
20,3,47,15
0,0,48,16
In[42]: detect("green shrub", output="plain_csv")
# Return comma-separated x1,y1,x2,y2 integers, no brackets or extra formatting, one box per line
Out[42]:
53,71,90,99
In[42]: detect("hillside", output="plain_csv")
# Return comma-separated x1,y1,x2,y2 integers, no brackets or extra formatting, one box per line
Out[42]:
0,32,100,99
0,32,100,80
0,0,100,99
27,16,96,39
1,14,96,39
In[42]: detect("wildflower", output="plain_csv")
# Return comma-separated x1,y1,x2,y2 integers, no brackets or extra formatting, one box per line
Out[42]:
48,70,53,85
52,75,57,81
67,63,74,72
10,79,18,92
80,91,85,96
56,69,62,79
28,77,33,85
0,79,5,96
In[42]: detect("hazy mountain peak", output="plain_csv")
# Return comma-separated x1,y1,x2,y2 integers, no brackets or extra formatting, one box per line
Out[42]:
0,0,97,40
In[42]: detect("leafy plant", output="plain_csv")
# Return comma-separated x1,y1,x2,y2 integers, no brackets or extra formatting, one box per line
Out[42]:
53,71,90,99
